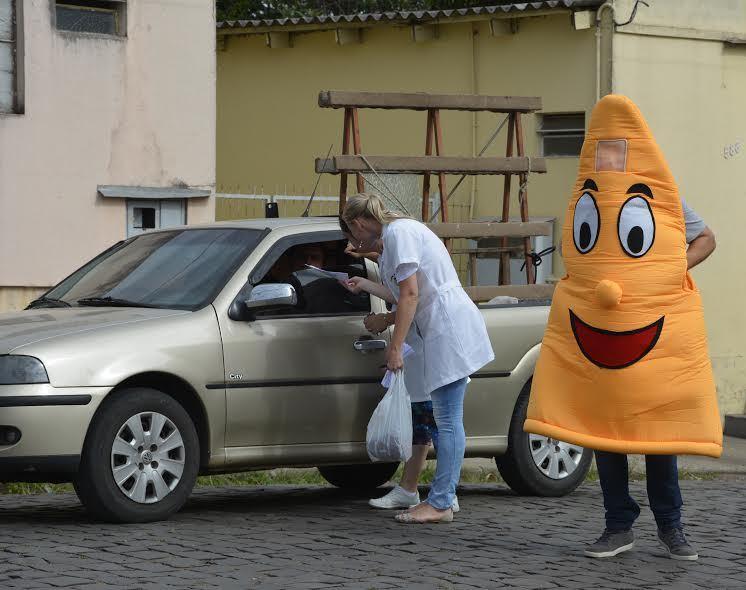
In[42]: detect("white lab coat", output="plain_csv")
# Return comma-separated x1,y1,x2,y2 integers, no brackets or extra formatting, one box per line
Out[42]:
378,249,429,403
381,219,495,395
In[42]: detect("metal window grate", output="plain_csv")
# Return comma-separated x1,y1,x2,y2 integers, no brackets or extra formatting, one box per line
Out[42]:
56,1,125,36
538,113,585,157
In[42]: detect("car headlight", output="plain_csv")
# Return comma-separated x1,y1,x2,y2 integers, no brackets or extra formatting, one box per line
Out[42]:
0,356,49,385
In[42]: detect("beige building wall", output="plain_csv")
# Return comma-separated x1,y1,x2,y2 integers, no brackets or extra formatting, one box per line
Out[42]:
217,12,596,275
0,0,216,307
217,4,746,417
612,0,746,415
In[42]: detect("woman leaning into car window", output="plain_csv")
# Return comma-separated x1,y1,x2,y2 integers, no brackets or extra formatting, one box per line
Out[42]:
340,193,494,524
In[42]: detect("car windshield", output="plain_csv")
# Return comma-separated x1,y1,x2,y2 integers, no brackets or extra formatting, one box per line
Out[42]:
44,228,266,310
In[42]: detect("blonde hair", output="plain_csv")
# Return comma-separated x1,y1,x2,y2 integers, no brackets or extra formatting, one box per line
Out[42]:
342,192,410,226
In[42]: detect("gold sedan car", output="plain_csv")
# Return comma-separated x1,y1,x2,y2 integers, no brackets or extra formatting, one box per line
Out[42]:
0,218,591,522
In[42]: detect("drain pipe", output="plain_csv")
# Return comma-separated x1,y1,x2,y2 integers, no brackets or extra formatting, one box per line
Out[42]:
595,1,615,101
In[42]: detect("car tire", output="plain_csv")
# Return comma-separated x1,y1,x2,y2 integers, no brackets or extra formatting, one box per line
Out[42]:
496,381,592,496
75,387,200,523
317,462,399,489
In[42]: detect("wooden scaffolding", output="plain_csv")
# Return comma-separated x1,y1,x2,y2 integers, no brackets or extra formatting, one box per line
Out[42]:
315,90,554,302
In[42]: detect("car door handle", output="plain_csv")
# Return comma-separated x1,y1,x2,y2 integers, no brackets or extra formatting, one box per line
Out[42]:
353,339,387,352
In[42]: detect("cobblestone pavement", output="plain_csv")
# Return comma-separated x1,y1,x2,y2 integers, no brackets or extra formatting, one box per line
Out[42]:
1,479,745,590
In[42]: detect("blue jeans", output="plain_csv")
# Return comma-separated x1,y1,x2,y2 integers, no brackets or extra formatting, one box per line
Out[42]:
426,378,468,510
596,451,683,532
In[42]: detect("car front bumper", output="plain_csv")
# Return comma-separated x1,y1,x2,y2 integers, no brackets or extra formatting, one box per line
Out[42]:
0,385,109,482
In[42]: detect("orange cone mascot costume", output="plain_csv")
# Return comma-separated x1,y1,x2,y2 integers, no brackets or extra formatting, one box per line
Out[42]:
525,95,722,458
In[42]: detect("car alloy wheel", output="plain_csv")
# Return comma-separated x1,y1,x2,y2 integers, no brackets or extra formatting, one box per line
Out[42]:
528,433,584,480
110,412,186,504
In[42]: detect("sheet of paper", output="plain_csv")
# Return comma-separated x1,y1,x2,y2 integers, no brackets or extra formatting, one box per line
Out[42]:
381,343,415,388
304,264,349,281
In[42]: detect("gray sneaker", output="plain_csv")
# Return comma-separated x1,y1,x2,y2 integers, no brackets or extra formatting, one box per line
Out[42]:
658,527,698,561
584,529,635,558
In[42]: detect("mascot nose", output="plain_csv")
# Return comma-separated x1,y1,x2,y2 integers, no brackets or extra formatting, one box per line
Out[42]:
596,279,623,308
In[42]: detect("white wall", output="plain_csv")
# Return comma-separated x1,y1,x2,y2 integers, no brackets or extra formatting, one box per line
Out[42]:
0,0,216,287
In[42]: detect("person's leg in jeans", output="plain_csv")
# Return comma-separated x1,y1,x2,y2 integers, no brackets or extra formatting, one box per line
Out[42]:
584,451,640,557
645,455,682,530
645,454,697,559
395,378,467,522
595,451,641,531
426,378,467,510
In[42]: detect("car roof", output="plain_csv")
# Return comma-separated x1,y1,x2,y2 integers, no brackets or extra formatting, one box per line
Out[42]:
148,216,342,233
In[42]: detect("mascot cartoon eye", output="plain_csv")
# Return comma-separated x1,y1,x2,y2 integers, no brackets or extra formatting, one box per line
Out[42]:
573,193,600,254
618,196,655,257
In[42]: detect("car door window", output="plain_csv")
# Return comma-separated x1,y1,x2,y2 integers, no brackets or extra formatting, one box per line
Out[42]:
235,238,371,319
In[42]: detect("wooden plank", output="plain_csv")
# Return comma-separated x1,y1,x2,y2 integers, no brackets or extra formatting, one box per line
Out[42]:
450,247,522,255
465,284,555,302
319,91,542,113
422,109,434,221
516,112,535,284
316,155,547,175
500,113,516,285
352,108,364,193
469,252,478,287
433,109,448,224
339,108,352,212
427,221,551,239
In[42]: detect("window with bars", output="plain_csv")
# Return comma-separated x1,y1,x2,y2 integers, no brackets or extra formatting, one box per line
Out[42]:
55,1,126,37
0,0,21,114
538,113,585,157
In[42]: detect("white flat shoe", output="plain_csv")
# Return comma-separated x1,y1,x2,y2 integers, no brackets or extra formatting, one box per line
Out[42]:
369,486,420,509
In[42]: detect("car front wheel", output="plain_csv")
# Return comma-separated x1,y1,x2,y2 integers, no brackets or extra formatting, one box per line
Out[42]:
496,382,592,496
75,387,200,523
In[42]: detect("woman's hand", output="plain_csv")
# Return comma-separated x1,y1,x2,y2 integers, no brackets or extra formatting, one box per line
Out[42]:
364,312,391,335
339,276,371,294
386,343,404,372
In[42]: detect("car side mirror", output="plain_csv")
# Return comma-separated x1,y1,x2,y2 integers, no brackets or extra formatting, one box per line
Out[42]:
244,283,297,312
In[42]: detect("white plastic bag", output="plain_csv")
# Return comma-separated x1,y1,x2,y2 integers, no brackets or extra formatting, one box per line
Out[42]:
366,371,412,463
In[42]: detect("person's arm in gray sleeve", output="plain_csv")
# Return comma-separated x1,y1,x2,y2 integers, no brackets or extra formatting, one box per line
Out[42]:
682,199,716,270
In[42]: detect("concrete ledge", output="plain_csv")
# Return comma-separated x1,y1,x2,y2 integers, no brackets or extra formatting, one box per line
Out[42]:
724,415,746,439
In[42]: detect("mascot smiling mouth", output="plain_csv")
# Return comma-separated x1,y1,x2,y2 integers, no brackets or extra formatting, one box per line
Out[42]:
570,310,664,369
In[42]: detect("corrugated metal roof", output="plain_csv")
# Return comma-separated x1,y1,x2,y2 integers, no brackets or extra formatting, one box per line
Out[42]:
217,1,604,30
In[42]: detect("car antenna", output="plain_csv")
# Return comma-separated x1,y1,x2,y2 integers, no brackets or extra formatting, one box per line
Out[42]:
301,143,333,218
